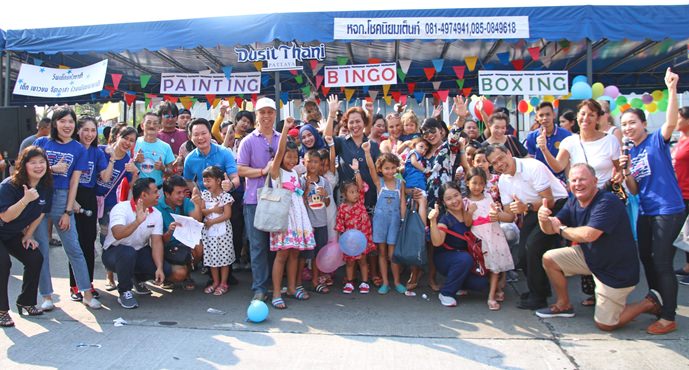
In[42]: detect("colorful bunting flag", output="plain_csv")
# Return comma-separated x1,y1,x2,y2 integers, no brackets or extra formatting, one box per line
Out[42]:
383,96,392,105
528,47,541,61
212,98,221,108
301,85,311,97
336,56,349,65
280,92,289,105
413,91,425,104
423,67,435,81
309,60,318,71
315,75,324,90
399,95,407,106
295,75,303,84
382,84,391,96
140,74,151,88
407,82,416,95
369,90,379,100
321,86,330,96
344,88,356,102
205,94,216,105
261,74,270,86
58,65,69,69
456,79,465,90
432,81,441,91
432,59,444,73
180,96,193,110
289,69,298,76
462,87,472,97
398,59,412,74
251,94,258,107
452,65,466,79
235,96,244,109
465,56,478,71
511,59,525,70
497,51,510,65
111,74,122,90
368,58,382,64
253,61,263,71
222,66,232,79
32,58,43,66
437,90,449,103
397,68,406,83
391,91,401,102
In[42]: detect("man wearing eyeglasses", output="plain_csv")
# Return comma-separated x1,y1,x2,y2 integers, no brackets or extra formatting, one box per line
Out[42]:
237,97,280,302
157,102,188,156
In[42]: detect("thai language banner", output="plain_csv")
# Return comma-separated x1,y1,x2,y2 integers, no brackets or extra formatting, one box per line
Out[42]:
478,71,569,96
334,17,529,40
324,63,397,87
160,72,261,95
13,60,108,98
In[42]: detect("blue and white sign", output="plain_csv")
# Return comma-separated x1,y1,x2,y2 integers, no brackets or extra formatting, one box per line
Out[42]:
13,60,108,98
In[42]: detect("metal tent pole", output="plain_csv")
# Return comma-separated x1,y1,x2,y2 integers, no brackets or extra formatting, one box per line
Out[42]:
586,39,593,84
274,71,281,126
3,51,10,106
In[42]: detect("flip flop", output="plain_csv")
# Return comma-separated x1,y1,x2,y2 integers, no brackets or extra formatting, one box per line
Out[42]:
271,297,286,309
581,296,595,307
286,287,310,300
204,285,217,294
313,283,330,294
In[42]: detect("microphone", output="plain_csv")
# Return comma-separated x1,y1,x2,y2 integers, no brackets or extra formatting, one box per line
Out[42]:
76,208,93,217
622,139,633,169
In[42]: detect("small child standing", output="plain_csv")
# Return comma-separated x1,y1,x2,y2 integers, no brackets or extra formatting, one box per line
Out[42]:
201,166,235,296
300,150,333,294
335,159,376,294
465,168,514,311
269,119,316,309
403,138,430,195
321,138,339,242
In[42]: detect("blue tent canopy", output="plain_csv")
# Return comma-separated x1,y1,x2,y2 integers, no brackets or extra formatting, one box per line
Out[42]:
3,5,689,105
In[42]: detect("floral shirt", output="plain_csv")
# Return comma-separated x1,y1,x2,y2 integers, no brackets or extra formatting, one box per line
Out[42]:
335,182,376,259
425,132,461,208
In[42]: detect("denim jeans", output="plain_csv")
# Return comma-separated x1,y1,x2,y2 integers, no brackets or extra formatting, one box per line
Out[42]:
434,249,488,297
101,244,172,294
35,189,92,295
637,212,685,321
243,204,269,294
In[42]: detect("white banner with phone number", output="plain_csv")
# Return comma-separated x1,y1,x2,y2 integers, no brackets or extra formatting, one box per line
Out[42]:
334,17,529,40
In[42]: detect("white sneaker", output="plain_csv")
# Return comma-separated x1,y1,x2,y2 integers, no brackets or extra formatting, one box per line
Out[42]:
438,293,457,307
82,296,102,310
41,299,55,312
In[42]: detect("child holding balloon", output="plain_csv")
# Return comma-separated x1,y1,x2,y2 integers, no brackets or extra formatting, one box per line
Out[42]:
335,158,376,294
269,118,316,309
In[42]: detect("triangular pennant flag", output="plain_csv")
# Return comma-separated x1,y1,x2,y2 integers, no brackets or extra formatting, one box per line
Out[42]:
432,92,440,101
413,91,425,104
33,58,43,66
111,74,122,90
279,100,284,109
190,97,198,105
344,88,356,102
212,98,221,109
222,66,232,79
144,97,150,109
336,56,349,65
362,86,369,94
315,97,321,105
452,65,466,79
235,96,244,109
100,89,109,98
398,59,412,74
511,59,525,70
497,51,510,65
369,90,379,100
58,65,69,69
280,92,289,105
340,87,345,93
437,90,450,103
464,56,478,71
515,39,527,49
309,60,318,70
432,59,444,73
541,56,552,68
321,86,330,96
407,82,416,95
399,95,408,106
312,62,324,76
205,94,216,105
253,61,263,71
315,75,324,90
140,74,151,88
368,58,382,64
423,67,435,81
295,75,303,84
383,96,392,105
397,68,406,83
288,69,298,76
528,47,541,61
104,85,116,97
261,74,270,87
456,79,465,90
391,91,401,103
462,87,472,97
251,94,258,107
301,85,311,97
206,102,212,110
180,96,193,110
432,81,442,91
90,93,97,102
559,40,570,49
163,95,177,103
382,84,391,96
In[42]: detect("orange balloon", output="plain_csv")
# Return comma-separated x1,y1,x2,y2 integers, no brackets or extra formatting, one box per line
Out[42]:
553,99,559,108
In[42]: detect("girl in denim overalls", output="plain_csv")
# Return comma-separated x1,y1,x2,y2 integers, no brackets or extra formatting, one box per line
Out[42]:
363,147,407,295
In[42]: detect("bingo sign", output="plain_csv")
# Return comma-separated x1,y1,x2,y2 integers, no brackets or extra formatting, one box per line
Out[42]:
325,63,397,88
478,71,569,96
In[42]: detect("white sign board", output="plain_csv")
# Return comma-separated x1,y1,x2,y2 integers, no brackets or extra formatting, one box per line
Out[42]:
160,72,261,95
13,60,108,98
478,71,569,96
324,63,397,88
334,17,529,40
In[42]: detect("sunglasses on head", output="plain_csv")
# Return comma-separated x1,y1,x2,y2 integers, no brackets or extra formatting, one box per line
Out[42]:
162,114,176,119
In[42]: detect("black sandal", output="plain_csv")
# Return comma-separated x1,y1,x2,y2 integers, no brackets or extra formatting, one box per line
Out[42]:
0,310,14,327
16,304,43,316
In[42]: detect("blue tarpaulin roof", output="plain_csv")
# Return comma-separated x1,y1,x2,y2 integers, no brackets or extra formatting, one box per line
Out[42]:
3,5,689,105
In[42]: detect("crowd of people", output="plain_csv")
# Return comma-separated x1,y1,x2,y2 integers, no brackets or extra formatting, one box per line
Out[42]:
0,68,685,336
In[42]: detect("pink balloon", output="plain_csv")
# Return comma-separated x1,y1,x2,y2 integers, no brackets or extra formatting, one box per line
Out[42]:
316,241,344,273
603,85,620,98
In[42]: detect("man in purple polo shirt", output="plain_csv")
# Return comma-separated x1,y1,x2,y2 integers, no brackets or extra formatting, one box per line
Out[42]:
237,97,279,302
157,102,188,156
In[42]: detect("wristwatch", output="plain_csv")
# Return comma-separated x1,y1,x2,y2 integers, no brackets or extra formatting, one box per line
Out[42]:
526,203,534,212
559,225,568,236
64,210,74,216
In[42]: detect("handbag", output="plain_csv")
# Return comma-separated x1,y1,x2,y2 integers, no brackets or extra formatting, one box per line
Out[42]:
578,136,627,204
392,199,427,267
437,225,488,276
164,240,192,265
253,173,292,232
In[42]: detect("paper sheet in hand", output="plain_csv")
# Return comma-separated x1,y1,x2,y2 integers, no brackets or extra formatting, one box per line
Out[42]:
170,214,203,248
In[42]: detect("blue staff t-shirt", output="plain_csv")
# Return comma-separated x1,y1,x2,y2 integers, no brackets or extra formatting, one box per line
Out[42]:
34,137,89,189
79,146,109,188
0,178,52,237
183,143,238,190
96,146,132,208
629,128,684,216
134,137,175,187
525,126,571,180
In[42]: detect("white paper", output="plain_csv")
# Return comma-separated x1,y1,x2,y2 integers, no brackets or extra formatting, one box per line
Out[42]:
171,214,204,248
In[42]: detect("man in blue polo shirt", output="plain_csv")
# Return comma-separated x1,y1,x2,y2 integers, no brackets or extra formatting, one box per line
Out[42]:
183,118,240,191
526,102,571,181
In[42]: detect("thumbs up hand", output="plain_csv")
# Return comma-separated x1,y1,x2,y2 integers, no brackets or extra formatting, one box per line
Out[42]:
428,203,440,222
191,186,202,204
51,157,68,174
537,198,551,223
488,202,501,222
124,157,138,174
135,149,145,163
509,194,527,215
22,184,39,203
536,127,547,150
154,157,165,171
221,173,232,192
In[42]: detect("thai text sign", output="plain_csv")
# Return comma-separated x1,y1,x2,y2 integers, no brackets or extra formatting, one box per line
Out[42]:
13,60,108,98
160,72,261,95
334,17,529,40
478,71,569,96
325,63,397,88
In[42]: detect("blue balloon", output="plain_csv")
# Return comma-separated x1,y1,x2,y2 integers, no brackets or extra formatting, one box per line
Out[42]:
339,229,367,257
572,75,588,85
529,97,540,107
571,82,593,100
597,95,616,111
247,300,269,323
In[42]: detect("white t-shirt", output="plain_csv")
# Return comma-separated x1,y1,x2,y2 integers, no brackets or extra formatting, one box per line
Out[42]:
499,158,568,206
559,134,620,188
103,200,163,250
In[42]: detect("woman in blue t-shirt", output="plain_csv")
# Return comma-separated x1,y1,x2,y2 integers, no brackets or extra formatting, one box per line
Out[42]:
428,182,487,307
620,68,684,335
32,107,102,311
0,147,53,327
68,117,115,301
